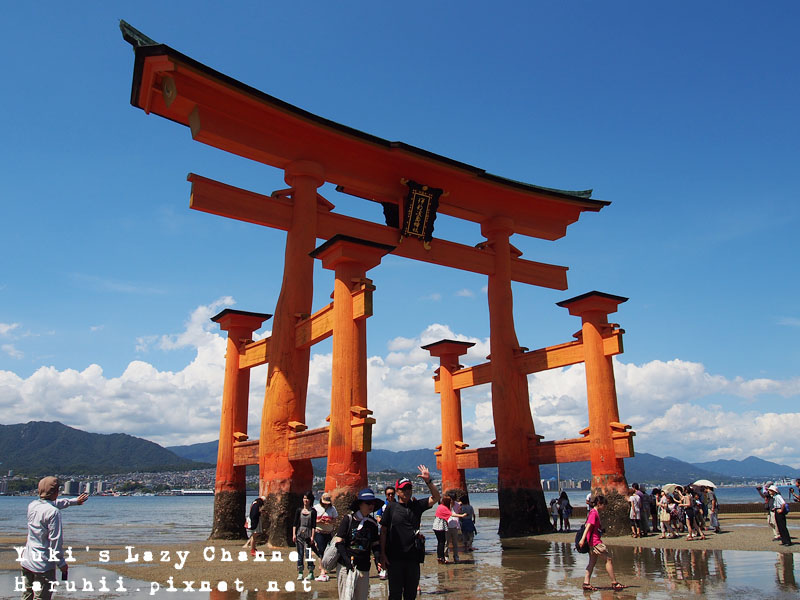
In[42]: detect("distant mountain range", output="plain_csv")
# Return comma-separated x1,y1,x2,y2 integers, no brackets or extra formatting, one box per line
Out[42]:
166,440,797,485
0,421,209,476
2,422,796,482
693,456,798,479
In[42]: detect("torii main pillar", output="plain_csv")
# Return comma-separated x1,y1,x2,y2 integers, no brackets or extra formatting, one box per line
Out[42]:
311,235,392,514
209,309,271,539
259,160,324,545
423,339,474,495
481,217,550,536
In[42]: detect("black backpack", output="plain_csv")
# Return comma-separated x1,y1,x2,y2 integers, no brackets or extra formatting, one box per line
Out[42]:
575,523,590,553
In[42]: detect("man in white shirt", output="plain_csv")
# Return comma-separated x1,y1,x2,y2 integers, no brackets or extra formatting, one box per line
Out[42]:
757,482,780,540
768,485,792,547
20,477,72,599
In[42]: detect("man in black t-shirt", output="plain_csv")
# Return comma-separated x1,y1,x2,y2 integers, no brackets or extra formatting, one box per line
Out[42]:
379,465,440,600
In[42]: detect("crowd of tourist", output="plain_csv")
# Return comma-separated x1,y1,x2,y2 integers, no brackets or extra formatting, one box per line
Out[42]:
624,483,720,541
619,479,796,548
275,465,451,600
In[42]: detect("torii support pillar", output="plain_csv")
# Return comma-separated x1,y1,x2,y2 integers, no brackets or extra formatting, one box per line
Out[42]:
209,309,271,539
312,235,393,515
423,339,474,496
481,217,550,536
259,161,324,546
557,291,629,493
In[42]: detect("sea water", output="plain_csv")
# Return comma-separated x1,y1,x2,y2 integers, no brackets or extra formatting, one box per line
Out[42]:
0,488,783,545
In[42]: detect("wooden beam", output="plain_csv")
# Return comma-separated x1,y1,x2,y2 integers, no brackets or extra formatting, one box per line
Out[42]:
287,426,329,461
239,338,270,369
282,420,374,461
451,447,498,470
294,287,373,350
450,431,634,470
444,363,492,393
437,331,624,392
295,303,334,350
233,440,259,467
189,174,569,290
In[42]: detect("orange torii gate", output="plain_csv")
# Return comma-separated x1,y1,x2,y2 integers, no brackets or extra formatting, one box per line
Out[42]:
121,22,629,540
425,292,634,536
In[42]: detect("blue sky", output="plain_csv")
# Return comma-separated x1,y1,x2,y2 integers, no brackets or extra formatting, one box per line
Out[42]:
1,3,798,467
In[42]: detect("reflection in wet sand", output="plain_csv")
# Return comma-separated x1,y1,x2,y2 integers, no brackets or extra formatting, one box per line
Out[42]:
469,539,795,599
776,552,797,591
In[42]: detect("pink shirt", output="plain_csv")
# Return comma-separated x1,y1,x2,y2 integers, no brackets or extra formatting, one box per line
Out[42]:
586,508,603,547
435,504,452,520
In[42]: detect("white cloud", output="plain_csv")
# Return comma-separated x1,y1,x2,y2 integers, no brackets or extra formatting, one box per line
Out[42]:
777,317,800,328
1,303,798,467
421,293,442,302
2,344,23,359
90,325,104,332
455,289,475,298
159,297,234,351
0,323,21,337
387,336,416,352
135,335,158,353
522,358,800,467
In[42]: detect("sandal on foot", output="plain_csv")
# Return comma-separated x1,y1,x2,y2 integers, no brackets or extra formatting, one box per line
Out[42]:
611,582,627,591
582,583,598,591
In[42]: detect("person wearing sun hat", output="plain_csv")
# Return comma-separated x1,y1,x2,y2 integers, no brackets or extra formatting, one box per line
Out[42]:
757,481,780,540
379,465,441,600
19,477,70,599
767,485,792,546
313,492,338,581
333,488,383,599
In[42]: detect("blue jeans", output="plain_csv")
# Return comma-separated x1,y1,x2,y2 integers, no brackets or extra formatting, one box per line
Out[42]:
296,538,314,572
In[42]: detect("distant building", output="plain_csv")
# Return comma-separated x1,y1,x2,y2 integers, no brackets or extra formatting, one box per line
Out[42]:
541,478,558,491
64,480,80,496
7,470,13,477
579,480,590,490
96,481,110,493
0,479,7,494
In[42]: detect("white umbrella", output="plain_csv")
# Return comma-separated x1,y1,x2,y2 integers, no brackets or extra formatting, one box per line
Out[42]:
662,483,680,495
693,479,716,489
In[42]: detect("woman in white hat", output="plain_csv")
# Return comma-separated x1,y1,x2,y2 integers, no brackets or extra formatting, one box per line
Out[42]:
767,485,792,546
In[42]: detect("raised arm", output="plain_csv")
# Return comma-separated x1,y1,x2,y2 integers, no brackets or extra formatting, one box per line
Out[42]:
417,465,440,507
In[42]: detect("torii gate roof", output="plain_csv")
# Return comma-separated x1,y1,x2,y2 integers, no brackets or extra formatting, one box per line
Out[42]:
122,22,609,241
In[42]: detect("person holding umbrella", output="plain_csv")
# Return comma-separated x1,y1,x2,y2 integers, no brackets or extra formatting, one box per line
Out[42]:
693,480,716,531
